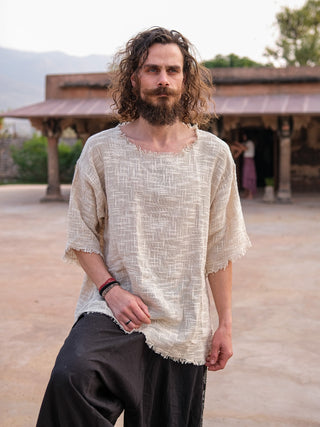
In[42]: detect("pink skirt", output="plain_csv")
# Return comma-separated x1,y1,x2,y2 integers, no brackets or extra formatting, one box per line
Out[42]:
242,158,257,194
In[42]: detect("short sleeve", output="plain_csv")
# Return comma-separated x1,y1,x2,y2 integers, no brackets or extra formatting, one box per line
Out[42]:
205,149,251,275
63,143,107,265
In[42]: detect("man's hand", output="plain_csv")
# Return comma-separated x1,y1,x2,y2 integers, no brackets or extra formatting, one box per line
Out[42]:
205,326,233,371
73,250,151,332
105,285,151,332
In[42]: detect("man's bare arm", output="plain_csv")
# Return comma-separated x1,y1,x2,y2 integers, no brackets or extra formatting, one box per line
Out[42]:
74,250,151,331
206,261,233,371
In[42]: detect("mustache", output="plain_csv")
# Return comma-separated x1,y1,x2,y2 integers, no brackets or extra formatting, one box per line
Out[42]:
142,87,178,96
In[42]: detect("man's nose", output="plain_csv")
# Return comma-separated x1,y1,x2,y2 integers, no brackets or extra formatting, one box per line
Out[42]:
157,70,169,86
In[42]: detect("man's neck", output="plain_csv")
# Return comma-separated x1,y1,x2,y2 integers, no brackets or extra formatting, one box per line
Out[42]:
123,118,194,153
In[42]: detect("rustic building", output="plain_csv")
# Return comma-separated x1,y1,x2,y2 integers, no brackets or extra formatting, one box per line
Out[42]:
211,67,320,200
1,66,320,201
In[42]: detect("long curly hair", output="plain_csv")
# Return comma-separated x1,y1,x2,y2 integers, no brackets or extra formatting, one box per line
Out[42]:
111,27,215,125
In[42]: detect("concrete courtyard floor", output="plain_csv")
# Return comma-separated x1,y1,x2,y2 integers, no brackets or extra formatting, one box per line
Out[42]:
0,184,319,427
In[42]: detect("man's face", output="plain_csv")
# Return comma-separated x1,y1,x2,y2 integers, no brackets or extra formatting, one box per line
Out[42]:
131,43,185,125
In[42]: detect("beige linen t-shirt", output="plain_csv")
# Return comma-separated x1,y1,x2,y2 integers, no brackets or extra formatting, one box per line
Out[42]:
64,124,251,365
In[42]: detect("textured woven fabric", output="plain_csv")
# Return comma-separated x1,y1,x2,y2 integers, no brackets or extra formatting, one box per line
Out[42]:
64,124,251,365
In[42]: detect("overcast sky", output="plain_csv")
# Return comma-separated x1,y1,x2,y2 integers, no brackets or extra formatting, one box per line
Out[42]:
1,0,306,63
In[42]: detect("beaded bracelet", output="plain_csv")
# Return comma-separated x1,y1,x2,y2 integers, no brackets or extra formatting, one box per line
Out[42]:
98,277,120,297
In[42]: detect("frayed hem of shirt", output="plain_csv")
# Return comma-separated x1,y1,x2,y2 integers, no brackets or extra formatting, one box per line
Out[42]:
76,311,206,366
144,340,206,366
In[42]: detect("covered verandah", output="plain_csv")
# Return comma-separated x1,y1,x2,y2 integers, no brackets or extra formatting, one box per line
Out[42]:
2,91,320,202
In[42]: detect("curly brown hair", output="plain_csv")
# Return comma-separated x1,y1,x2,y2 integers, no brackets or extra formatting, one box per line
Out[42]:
111,27,215,125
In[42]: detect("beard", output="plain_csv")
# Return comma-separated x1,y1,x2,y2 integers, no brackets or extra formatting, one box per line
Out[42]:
135,87,184,126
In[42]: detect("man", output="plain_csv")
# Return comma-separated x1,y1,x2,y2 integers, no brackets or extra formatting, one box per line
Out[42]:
37,27,251,426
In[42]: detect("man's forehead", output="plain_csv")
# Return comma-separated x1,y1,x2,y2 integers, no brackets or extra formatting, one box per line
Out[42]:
141,43,184,67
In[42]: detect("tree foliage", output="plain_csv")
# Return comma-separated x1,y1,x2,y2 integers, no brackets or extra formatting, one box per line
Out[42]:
11,135,48,182
265,0,320,66
202,53,266,68
58,139,82,183
11,134,82,183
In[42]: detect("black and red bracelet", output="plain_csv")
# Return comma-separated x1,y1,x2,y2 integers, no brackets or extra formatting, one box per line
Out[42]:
98,277,120,297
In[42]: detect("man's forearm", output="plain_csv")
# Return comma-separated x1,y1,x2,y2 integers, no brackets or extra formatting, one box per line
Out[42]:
208,261,232,328
74,250,112,287
206,262,233,371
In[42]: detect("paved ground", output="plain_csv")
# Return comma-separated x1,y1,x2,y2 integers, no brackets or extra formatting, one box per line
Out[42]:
0,184,319,427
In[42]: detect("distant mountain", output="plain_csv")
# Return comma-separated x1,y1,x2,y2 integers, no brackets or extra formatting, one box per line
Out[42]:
0,47,112,111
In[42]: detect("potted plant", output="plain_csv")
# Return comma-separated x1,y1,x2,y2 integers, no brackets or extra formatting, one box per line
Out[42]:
263,177,275,203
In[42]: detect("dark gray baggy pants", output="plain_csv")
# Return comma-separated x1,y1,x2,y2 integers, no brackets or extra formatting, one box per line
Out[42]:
36,313,207,427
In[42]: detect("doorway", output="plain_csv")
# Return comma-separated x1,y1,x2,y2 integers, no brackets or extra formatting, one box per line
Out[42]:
238,127,278,190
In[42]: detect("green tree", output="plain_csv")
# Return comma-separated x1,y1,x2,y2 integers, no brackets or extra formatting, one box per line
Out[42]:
202,53,266,68
265,0,320,66
58,140,83,183
10,134,82,183
11,135,48,182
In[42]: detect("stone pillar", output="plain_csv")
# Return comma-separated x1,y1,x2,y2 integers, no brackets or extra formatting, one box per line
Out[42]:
277,116,293,203
41,119,64,202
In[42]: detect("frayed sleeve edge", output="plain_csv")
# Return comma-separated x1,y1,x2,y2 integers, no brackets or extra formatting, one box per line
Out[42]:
63,246,104,266
205,241,252,276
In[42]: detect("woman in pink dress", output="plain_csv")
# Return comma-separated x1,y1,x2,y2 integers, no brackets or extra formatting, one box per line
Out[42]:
239,134,257,199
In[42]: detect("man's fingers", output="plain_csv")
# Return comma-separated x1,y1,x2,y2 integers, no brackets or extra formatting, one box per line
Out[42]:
121,318,139,332
205,355,224,371
124,298,150,325
136,298,150,316
119,300,151,330
105,286,151,329
207,362,223,371
129,307,151,325
209,346,219,364
206,347,233,371
123,311,143,328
